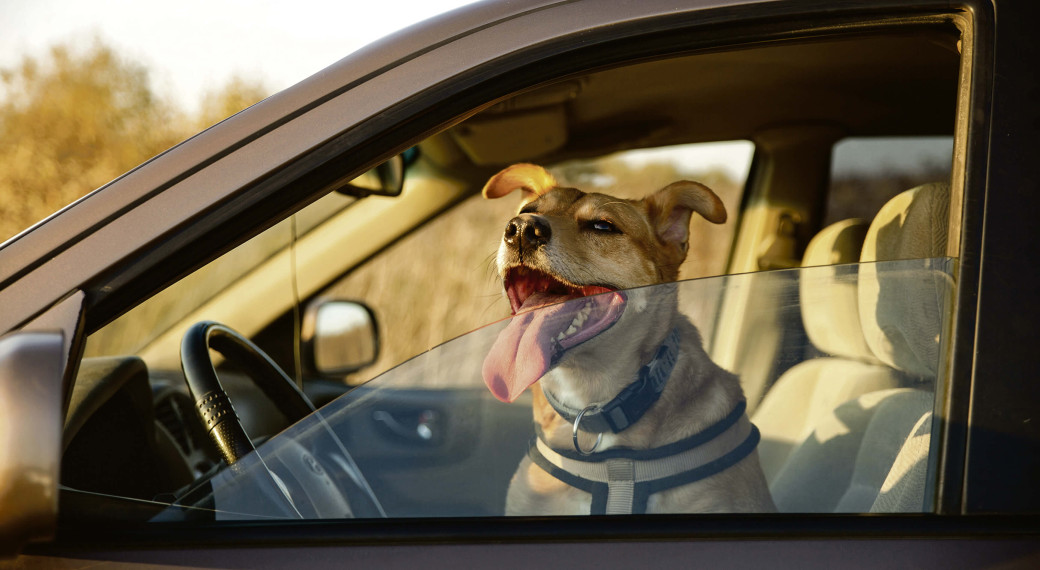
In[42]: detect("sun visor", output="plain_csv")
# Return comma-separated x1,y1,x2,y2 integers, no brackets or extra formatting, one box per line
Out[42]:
451,105,568,165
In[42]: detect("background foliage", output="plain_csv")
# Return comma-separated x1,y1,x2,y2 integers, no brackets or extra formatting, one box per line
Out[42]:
0,39,266,242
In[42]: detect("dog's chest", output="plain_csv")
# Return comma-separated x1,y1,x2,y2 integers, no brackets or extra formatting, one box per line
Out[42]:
506,455,593,516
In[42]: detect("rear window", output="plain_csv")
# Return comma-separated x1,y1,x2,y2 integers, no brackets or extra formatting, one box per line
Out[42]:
824,136,953,226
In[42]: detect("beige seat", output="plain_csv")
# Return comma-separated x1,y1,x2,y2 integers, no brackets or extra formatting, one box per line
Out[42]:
767,388,932,512
756,182,953,512
753,219,899,483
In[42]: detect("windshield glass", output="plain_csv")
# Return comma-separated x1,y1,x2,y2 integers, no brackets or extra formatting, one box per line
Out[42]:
150,257,954,520
84,191,357,359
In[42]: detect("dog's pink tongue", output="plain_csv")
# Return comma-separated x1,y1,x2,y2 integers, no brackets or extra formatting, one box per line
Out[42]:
482,292,576,403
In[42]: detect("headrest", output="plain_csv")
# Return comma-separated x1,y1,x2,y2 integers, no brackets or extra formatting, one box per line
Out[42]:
860,182,950,263
800,219,876,362
858,183,953,376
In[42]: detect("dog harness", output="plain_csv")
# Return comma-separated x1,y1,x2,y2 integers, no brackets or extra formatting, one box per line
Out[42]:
532,328,760,514
528,401,760,515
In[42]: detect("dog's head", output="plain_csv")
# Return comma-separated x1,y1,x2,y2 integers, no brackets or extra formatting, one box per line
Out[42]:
480,163,726,404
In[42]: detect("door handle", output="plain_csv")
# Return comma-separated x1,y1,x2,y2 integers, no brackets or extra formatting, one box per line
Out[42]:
372,409,438,444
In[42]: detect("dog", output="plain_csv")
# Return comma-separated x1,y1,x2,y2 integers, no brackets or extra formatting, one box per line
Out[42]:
481,163,776,515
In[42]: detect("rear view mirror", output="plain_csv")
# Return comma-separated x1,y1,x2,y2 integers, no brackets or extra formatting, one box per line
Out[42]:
302,300,380,377
337,155,405,198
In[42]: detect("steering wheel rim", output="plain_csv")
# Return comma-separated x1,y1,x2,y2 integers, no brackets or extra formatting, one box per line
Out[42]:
180,321,314,465
180,321,386,519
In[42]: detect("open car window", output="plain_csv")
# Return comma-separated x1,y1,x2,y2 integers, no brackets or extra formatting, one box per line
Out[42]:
150,257,954,520
56,15,967,531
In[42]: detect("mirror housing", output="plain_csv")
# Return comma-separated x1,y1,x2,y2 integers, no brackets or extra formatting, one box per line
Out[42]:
302,300,380,378
0,332,64,557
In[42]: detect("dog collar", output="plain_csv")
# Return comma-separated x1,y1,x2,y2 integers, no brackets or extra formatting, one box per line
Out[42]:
529,401,759,515
543,327,681,436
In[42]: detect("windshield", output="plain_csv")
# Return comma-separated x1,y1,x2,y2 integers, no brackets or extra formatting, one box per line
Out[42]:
83,192,357,359
151,257,954,520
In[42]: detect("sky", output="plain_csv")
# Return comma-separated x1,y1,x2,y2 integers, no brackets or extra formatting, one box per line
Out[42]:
1,0,480,114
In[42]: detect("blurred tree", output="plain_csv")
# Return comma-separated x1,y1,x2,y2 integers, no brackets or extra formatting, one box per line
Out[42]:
195,75,268,130
0,40,182,241
0,39,267,242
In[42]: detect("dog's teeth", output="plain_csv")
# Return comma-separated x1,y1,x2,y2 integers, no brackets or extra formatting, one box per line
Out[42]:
559,300,597,340
563,301,594,334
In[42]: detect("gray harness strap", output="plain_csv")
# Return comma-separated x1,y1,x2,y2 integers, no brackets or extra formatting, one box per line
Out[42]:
606,459,636,514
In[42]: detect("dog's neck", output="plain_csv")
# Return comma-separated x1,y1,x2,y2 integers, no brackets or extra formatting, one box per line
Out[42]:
542,327,682,435
533,318,743,453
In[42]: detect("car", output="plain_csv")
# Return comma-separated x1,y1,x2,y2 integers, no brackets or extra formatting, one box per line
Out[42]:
3,0,1040,566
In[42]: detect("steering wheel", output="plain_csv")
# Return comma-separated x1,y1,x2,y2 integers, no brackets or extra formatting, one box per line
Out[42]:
179,321,384,518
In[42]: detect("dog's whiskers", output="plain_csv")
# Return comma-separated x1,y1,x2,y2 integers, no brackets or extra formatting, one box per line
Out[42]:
481,250,500,280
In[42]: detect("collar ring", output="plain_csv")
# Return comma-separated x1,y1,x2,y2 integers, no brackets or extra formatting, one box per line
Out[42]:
572,405,604,455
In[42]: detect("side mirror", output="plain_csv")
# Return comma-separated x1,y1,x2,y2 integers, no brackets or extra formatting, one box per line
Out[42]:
336,155,405,198
302,300,380,378
0,332,64,557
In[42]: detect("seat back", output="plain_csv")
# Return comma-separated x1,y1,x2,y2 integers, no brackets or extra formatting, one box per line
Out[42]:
758,183,952,512
753,218,898,483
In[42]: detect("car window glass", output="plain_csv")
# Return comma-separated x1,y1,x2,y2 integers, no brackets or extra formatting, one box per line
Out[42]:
83,191,357,361
158,258,955,519
61,26,967,527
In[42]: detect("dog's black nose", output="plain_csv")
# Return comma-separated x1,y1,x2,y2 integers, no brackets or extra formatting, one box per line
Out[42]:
505,214,552,250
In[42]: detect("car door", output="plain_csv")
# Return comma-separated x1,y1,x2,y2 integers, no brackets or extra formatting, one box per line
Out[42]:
4,0,1040,566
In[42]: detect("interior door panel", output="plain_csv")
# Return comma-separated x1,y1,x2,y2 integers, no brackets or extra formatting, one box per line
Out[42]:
332,387,534,517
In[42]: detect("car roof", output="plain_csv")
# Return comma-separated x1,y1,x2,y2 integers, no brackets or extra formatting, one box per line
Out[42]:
442,31,959,168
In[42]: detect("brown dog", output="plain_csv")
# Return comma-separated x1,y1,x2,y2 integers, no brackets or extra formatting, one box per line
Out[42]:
481,163,775,515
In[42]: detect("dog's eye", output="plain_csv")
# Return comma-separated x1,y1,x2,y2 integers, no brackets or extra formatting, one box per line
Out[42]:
590,220,619,233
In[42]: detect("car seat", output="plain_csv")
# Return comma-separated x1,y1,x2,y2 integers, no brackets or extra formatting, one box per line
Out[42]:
752,218,900,483
754,182,953,512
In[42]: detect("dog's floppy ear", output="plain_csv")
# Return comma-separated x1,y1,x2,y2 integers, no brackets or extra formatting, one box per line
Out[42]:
482,163,557,200
644,180,726,253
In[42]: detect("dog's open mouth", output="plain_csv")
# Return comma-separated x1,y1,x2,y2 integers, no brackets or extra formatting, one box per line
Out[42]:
483,266,627,403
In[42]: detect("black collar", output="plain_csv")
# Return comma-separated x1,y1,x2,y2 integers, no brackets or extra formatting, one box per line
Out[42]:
543,327,681,434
